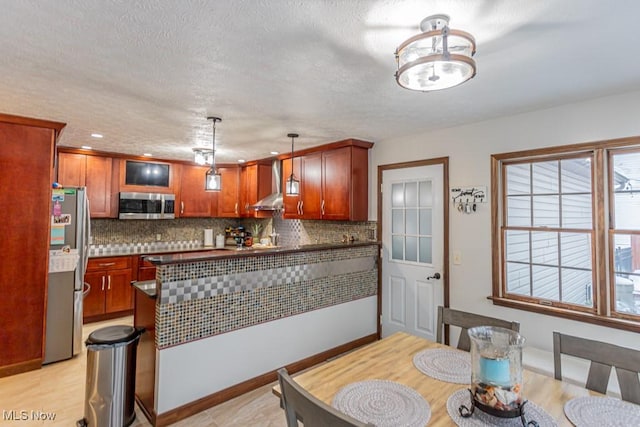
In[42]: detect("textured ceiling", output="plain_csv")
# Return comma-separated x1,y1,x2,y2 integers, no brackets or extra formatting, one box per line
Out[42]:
2,0,640,163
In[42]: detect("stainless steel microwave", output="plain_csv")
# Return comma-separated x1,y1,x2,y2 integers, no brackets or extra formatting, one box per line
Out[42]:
118,192,175,219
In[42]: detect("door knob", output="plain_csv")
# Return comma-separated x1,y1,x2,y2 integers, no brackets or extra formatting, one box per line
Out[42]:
426,273,441,280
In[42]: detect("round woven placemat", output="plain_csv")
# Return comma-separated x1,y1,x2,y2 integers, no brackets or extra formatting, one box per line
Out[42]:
332,379,431,427
413,348,471,384
446,388,558,426
564,396,640,426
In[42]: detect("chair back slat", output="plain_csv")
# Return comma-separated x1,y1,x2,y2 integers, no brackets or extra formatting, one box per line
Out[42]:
553,331,640,404
616,368,640,405
585,362,612,395
437,306,520,351
277,368,373,427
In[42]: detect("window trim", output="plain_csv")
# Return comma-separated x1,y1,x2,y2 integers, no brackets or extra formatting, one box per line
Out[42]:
491,136,640,332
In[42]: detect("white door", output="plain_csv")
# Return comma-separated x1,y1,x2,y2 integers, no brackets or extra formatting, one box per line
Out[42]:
381,164,445,341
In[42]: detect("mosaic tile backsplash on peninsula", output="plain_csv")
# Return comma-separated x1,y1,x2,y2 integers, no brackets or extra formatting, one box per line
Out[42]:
155,244,378,348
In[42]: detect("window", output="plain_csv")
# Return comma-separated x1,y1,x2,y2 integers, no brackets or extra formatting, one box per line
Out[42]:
391,180,433,264
492,139,640,331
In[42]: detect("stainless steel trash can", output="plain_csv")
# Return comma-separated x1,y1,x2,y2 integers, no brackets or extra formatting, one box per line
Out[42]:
77,325,144,427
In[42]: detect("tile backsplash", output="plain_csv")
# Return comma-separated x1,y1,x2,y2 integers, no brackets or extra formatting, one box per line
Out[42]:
91,216,377,246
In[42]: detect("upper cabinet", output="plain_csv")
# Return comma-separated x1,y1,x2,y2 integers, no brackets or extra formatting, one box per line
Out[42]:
282,140,371,221
176,164,217,217
56,138,372,221
283,152,322,219
240,162,273,218
57,151,117,218
217,166,241,217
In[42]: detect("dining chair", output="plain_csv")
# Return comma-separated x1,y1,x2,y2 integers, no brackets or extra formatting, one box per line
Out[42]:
552,331,640,404
277,368,373,427
436,306,520,351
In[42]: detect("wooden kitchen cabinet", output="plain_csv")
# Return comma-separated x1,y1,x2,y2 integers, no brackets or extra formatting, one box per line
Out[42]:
0,113,65,378
136,255,157,281
57,152,86,186
240,162,273,217
282,155,301,219
217,166,241,217
84,256,134,323
57,151,117,218
177,164,217,217
282,141,371,221
283,152,323,219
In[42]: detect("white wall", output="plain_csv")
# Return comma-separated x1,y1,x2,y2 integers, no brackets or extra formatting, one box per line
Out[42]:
369,90,640,353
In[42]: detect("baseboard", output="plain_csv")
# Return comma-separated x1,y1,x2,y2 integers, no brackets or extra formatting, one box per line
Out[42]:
154,333,377,427
0,358,42,378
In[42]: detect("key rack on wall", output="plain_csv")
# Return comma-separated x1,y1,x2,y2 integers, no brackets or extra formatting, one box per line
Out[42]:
451,186,487,214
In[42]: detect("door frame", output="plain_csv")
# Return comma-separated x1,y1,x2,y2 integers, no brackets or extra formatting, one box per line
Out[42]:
376,157,450,339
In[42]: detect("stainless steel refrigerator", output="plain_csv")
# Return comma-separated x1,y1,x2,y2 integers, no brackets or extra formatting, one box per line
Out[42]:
44,187,91,364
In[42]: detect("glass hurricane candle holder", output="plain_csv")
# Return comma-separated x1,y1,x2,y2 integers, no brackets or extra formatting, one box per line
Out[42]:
460,326,538,426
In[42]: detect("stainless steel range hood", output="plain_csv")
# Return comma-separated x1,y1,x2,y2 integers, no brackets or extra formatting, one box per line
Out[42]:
251,160,283,211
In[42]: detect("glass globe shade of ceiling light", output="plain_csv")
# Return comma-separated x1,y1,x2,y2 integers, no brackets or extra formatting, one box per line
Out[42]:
395,14,476,91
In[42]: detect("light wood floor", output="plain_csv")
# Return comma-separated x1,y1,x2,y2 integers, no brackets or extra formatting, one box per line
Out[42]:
0,317,287,426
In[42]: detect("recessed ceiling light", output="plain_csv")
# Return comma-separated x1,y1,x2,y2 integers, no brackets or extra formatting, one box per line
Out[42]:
270,151,279,155
81,145,92,150
143,153,153,157
238,159,246,163
91,133,103,138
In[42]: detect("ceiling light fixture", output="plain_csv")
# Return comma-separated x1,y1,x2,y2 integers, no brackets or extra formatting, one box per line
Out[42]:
205,116,222,191
395,14,476,92
286,133,300,195
90,133,103,138
192,148,213,165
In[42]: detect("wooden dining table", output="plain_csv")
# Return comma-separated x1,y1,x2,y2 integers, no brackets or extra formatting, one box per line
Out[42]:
273,331,595,426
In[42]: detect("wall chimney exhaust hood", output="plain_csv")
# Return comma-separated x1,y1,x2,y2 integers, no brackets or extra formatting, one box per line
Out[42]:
251,160,283,211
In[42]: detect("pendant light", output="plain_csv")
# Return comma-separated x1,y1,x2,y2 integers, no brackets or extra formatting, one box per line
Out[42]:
395,14,476,91
286,133,300,195
205,116,222,191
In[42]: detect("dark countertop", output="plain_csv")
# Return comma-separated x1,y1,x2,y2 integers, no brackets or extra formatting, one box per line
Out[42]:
131,279,157,298
144,241,380,266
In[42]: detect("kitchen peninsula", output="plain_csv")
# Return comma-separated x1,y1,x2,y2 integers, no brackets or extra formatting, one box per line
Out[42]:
134,241,379,426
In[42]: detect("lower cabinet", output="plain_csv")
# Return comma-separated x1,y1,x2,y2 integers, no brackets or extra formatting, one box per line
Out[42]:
84,256,134,323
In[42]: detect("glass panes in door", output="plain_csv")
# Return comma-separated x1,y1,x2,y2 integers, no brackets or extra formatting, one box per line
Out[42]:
391,180,433,264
